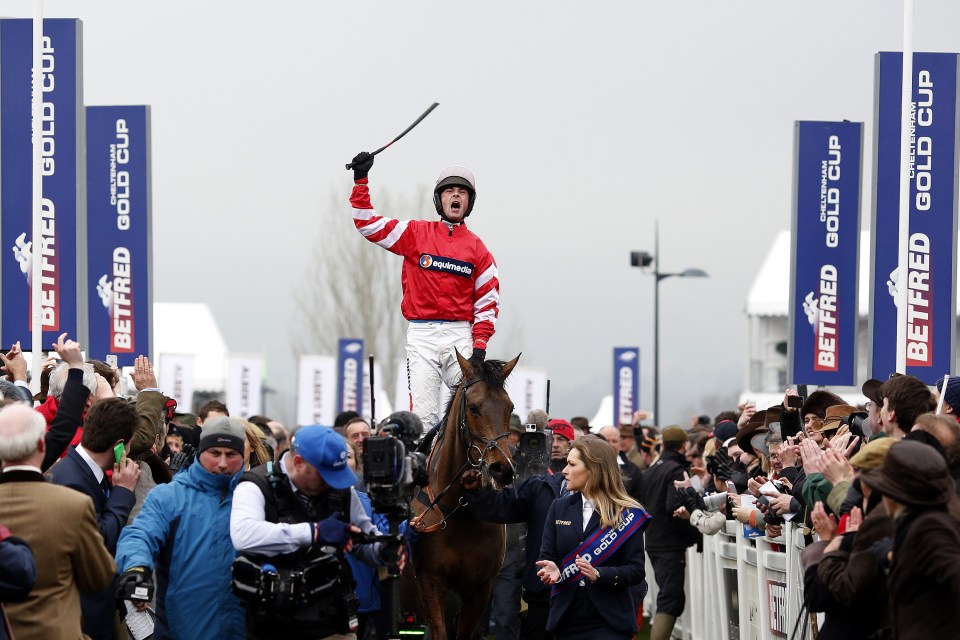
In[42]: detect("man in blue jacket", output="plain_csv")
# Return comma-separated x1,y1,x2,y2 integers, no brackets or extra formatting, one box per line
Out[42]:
115,417,248,639
462,468,567,640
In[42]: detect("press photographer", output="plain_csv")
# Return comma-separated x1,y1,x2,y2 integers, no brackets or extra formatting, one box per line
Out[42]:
230,425,404,639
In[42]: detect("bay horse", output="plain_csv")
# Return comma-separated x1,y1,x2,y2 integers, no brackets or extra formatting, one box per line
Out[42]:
409,351,519,640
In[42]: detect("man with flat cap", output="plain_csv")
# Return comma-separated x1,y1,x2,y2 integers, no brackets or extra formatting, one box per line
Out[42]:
231,425,401,639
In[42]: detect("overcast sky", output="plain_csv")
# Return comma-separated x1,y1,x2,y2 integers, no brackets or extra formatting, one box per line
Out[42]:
12,1,960,427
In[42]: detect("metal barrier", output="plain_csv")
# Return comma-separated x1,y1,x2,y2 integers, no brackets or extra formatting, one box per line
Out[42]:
644,520,814,640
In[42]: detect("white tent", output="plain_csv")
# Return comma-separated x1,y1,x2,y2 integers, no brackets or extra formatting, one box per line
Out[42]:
153,302,228,390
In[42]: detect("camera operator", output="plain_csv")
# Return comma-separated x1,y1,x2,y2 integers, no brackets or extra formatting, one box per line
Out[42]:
671,472,728,535
230,425,403,639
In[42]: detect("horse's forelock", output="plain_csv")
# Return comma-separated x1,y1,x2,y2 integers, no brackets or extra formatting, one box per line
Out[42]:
439,359,511,426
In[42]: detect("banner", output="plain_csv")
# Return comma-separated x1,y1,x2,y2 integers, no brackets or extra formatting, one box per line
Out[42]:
86,106,152,365
225,353,262,419
788,121,863,386
504,366,548,421
336,338,363,414
158,353,195,412
870,52,960,381
297,355,337,426
0,19,86,347
613,348,639,426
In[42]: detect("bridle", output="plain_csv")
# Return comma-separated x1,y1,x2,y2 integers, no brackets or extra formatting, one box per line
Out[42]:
409,376,513,533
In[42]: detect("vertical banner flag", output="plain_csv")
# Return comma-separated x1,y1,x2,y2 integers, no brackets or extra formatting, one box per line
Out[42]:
788,121,864,386
336,339,364,414
504,367,548,421
86,106,152,366
158,353,195,412
225,353,262,419
613,348,640,426
870,52,960,381
297,355,337,426
0,19,86,347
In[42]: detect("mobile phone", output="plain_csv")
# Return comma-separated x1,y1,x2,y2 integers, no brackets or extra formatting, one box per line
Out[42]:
105,354,118,368
725,480,737,495
787,395,804,409
113,442,126,464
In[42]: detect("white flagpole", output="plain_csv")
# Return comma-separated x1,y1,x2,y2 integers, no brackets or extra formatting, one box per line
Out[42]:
895,0,914,374
937,374,949,414
31,0,44,392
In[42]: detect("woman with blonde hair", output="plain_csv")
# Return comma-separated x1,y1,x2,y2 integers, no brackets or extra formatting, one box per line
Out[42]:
240,420,271,470
536,435,651,639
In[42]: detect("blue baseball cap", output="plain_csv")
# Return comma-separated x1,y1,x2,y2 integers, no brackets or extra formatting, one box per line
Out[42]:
291,425,358,489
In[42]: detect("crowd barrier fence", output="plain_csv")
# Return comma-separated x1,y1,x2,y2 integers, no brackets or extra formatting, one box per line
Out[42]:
644,520,820,640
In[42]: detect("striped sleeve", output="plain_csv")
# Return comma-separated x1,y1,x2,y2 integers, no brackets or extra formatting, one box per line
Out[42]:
350,179,415,256
472,247,500,350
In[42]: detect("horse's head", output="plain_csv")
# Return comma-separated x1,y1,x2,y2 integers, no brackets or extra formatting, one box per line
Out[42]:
453,350,520,487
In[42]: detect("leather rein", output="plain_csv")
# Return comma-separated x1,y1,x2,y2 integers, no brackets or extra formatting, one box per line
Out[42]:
409,376,513,533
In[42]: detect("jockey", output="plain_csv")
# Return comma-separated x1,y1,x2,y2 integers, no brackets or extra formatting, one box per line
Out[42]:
349,152,500,443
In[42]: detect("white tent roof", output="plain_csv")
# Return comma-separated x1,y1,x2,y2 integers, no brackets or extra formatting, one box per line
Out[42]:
153,302,228,390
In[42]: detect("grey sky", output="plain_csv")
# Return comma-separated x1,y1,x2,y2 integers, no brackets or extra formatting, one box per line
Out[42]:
17,1,960,426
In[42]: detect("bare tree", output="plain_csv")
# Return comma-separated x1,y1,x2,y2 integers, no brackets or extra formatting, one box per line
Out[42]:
294,183,432,406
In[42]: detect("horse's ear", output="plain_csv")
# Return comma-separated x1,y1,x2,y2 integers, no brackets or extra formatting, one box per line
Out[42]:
455,349,472,377
501,353,521,380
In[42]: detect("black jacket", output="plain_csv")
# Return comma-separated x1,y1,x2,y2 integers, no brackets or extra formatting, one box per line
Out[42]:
640,448,701,551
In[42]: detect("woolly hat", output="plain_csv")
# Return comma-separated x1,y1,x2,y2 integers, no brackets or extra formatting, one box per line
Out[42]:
548,419,575,442
198,417,246,454
712,420,738,442
936,376,960,413
801,390,844,419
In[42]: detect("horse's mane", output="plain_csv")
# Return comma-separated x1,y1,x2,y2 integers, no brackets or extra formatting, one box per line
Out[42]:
439,359,509,426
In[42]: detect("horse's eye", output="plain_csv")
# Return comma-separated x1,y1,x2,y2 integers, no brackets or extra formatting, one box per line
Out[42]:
468,404,480,414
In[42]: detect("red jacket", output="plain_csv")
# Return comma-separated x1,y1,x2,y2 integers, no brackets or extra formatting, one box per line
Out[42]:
350,179,499,350
35,396,82,460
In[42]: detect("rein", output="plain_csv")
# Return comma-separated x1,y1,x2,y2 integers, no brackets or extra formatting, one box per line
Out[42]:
410,375,513,533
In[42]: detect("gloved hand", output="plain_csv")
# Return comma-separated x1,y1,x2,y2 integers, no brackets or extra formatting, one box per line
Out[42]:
468,348,485,373
676,487,705,513
712,447,735,481
168,443,195,474
352,151,374,182
315,513,352,547
115,566,154,602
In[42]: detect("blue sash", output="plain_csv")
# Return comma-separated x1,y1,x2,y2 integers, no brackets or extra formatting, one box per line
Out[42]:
550,506,649,598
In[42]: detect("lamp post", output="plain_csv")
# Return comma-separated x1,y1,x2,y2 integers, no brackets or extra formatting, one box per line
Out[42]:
630,222,708,425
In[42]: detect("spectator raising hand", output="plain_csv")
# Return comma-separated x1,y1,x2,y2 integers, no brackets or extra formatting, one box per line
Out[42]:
131,355,157,391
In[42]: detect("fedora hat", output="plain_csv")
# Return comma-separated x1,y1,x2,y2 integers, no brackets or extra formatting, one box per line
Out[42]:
860,440,954,507
736,408,768,457
812,404,857,433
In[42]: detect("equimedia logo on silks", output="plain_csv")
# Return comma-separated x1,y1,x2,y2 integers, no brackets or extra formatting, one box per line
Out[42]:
418,254,474,277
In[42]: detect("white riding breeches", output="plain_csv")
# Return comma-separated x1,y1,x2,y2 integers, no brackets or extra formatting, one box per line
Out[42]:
405,321,475,429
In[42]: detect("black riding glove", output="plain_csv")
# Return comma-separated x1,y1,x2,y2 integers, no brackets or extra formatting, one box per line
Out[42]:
712,448,735,481
468,348,486,373
115,566,154,602
352,151,374,182
315,514,352,547
168,443,195,474
677,486,705,513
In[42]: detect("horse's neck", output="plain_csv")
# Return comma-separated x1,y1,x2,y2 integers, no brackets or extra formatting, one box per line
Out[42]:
430,415,469,497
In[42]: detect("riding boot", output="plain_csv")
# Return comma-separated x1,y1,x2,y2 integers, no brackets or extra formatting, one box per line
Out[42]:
649,613,677,640
417,424,441,454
